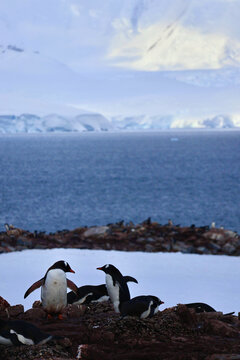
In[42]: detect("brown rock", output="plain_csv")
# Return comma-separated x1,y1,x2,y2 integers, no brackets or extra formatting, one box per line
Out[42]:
207,319,239,337
83,226,109,238
0,296,10,310
24,307,46,320
63,304,87,318
7,304,24,317
175,304,197,325
33,300,42,308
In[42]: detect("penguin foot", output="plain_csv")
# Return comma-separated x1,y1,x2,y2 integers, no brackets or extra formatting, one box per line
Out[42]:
47,313,65,320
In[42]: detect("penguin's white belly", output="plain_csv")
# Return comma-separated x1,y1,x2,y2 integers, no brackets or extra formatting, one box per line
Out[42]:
10,330,34,345
41,269,67,313
106,274,120,312
92,295,109,303
73,293,93,305
153,306,159,315
140,300,153,319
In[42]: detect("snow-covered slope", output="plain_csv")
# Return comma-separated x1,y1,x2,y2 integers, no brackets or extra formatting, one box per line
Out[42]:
107,0,240,71
0,0,240,130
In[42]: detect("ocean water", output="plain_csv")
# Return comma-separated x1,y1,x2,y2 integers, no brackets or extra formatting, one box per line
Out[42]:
0,131,239,233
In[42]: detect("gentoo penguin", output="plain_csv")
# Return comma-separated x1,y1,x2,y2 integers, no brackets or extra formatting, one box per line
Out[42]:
184,302,234,316
120,295,164,319
24,260,78,316
67,275,138,305
97,264,164,318
184,302,216,313
96,264,131,313
0,318,56,345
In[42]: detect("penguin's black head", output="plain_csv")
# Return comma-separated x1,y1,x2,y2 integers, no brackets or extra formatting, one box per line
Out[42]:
50,260,75,273
97,264,120,275
150,296,164,306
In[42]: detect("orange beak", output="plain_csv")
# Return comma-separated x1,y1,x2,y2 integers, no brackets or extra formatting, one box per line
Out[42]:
97,267,103,271
69,269,75,273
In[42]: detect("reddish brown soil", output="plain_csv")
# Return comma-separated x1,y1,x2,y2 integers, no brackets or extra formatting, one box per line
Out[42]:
0,301,240,360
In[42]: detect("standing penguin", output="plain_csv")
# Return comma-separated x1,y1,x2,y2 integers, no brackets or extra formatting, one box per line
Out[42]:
24,260,78,316
67,275,138,305
97,264,164,318
97,264,131,312
0,318,57,346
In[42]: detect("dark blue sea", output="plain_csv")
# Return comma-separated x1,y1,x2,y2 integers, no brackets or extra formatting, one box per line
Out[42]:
0,131,239,233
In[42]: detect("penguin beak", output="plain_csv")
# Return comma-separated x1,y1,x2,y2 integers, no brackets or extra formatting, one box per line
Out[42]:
160,300,164,305
96,267,103,271
69,269,75,273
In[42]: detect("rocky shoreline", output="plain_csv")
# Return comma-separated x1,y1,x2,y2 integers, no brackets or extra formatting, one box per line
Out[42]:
1,220,239,256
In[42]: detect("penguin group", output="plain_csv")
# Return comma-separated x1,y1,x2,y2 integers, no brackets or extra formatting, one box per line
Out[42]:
97,264,164,319
0,259,228,346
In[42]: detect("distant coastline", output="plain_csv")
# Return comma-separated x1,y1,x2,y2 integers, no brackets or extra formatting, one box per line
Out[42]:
1,221,239,256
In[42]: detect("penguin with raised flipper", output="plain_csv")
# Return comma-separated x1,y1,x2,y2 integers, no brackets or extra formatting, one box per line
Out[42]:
24,260,78,317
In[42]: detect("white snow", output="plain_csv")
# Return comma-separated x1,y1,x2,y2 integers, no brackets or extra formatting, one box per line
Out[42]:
0,1,240,124
0,249,238,315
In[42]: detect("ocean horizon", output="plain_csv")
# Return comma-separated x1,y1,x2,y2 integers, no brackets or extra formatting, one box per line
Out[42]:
0,130,239,233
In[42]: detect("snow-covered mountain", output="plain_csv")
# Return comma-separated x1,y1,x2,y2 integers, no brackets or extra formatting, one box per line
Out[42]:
0,0,240,131
112,113,240,131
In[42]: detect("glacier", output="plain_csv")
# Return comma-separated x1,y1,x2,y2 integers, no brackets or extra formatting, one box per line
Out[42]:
0,1,240,131
0,112,239,134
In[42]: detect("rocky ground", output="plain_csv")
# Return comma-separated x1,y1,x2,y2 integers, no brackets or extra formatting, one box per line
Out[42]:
1,220,240,359
0,219,239,256
1,298,240,360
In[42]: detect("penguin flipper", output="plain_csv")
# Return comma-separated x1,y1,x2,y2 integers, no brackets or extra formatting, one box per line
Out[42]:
123,275,138,284
24,278,44,298
67,279,78,294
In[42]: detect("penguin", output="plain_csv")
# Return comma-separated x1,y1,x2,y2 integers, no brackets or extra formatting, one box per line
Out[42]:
97,264,164,318
67,275,138,305
184,302,216,313
96,264,131,313
120,295,164,319
0,318,56,346
24,260,78,316
184,302,234,316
